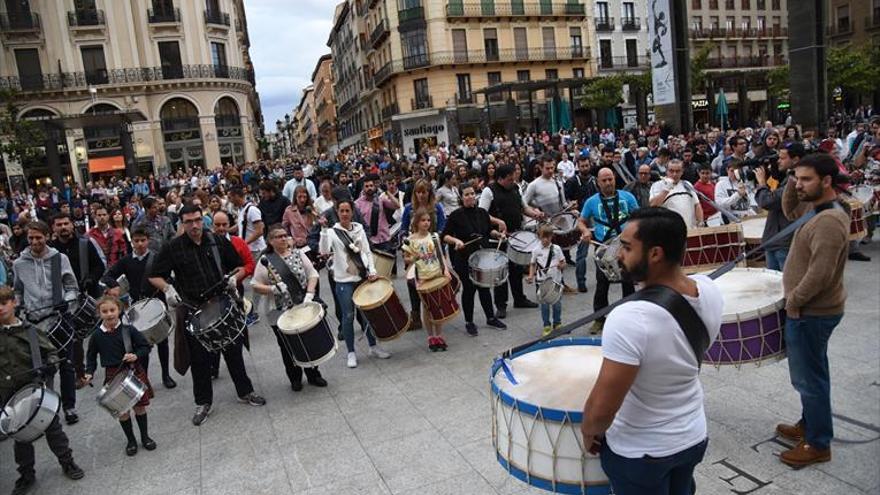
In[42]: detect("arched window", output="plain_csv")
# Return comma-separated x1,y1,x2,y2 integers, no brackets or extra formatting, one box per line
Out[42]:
20,108,58,121
84,103,119,115
160,98,199,131
214,97,243,165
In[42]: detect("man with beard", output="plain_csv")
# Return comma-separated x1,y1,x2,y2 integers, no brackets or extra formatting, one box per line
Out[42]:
565,155,599,292
50,213,106,423
282,164,317,202
774,153,850,467
88,205,128,267
577,168,639,334
581,207,722,495
257,181,290,227
133,196,175,253
354,173,400,253
649,160,703,228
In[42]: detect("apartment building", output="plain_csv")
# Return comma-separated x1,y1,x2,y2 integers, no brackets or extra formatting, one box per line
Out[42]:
0,0,262,186
293,85,316,155
328,1,370,150
688,0,790,126
311,54,338,154
827,0,880,47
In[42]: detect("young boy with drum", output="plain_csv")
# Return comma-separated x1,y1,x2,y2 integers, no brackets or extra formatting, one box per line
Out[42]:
83,296,156,456
0,286,85,494
402,208,453,351
526,224,566,336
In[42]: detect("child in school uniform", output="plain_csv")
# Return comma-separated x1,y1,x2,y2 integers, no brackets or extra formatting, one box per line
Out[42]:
526,224,566,336
84,296,156,456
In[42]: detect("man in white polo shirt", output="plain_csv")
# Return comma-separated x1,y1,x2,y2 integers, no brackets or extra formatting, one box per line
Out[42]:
581,207,722,495
649,159,703,228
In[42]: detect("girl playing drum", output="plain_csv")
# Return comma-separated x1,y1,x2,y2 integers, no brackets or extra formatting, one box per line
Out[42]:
83,296,156,456
403,208,453,351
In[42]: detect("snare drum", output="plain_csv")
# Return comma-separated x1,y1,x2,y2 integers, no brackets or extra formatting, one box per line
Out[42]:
704,268,786,367
126,298,174,345
0,384,61,443
683,224,745,273
36,314,75,351
70,295,100,336
352,277,410,341
492,338,609,493
186,293,247,352
847,199,867,240
507,231,540,266
277,302,337,367
550,212,581,248
417,276,460,323
740,216,767,268
97,368,148,418
535,279,563,305
468,249,509,288
373,250,396,279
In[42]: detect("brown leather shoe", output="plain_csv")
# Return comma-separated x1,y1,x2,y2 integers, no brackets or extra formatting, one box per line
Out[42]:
775,420,804,442
563,284,578,294
780,441,830,467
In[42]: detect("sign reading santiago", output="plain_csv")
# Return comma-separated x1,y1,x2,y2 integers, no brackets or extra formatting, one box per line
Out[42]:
648,0,676,106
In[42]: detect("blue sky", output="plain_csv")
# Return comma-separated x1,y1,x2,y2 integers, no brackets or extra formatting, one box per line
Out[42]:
244,0,335,131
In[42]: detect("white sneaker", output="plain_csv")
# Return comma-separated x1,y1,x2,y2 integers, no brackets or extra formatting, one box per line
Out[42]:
369,346,391,359
346,352,358,368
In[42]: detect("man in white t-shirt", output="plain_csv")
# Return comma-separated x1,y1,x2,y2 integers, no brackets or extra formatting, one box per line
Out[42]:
523,154,571,218
649,159,703,228
581,207,723,495
556,153,575,180
228,187,266,261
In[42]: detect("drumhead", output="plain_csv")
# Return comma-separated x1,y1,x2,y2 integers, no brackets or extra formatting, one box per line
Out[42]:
740,216,766,243
851,185,874,204
550,212,577,233
352,278,393,309
418,275,451,292
508,231,540,252
710,267,784,321
469,249,508,269
127,298,167,329
0,384,42,434
494,340,602,412
277,302,325,334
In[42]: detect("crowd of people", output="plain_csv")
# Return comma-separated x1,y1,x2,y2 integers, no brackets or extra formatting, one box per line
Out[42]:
0,114,877,495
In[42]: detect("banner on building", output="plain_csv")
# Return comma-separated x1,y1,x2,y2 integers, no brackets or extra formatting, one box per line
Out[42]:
648,0,676,106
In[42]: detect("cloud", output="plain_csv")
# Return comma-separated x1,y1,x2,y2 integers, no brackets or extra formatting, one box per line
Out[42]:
243,0,336,130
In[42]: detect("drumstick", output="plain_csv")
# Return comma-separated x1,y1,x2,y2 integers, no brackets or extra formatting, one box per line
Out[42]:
462,236,483,247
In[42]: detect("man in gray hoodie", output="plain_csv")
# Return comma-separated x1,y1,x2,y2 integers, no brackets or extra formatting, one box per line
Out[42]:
13,220,80,423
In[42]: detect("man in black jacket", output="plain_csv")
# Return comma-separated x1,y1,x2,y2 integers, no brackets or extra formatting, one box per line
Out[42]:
565,156,599,292
257,181,290,228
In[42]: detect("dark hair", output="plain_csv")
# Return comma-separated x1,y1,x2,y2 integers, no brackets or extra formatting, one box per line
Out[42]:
26,220,51,236
796,152,840,181
229,186,245,197
783,141,806,158
131,226,150,239
50,212,71,225
458,180,476,196
0,286,15,303
363,173,380,183
178,204,202,218
698,163,712,172
657,148,672,158
540,153,556,164
259,181,277,193
335,198,355,211
142,196,158,210
628,207,687,265
728,136,746,148
496,164,515,180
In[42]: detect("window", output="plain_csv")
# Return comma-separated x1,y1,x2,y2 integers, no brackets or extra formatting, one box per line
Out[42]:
756,0,765,9
837,5,850,31
516,69,530,100
402,29,429,68
14,48,42,91
413,78,429,108
725,16,734,30
741,16,751,31
456,73,472,103
514,27,528,60
599,39,613,68
545,69,558,98
725,0,734,9
211,42,228,77
771,0,779,9
206,0,220,15
570,27,583,57
595,2,609,21
483,28,498,61
152,0,174,15
692,16,703,30
757,15,765,30
452,29,468,63
158,41,182,79
741,0,749,10
487,71,502,101
81,45,107,85
622,2,635,20
709,0,718,8
625,39,639,66
710,15,719,29
692,0,701,9
542,27,556,58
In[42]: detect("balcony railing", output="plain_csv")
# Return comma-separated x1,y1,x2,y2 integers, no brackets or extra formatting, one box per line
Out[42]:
597,55,651,70
148,8,180,23
827,19,853,36
456,93,474,104
373,61,394,86
403,54,431,70
67,9,105,27
161,117,200,132
595,17,615,31
411,95,433,110
445,2,586,18
204,10,230,26
621,17,640,31
0,65,254,93
370,18,390,48
0,12,41,32
398,6,424,24
381,102,400,119
704,55,786,69
441,46,590,64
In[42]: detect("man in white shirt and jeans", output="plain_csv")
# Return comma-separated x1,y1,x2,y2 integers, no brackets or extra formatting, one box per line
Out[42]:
581,207,723,495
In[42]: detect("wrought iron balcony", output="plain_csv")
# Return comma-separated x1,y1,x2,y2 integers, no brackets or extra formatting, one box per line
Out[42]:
204,10,230,26
445,2,586,18
0,65,254,93
704,55,786,69
595,17,614,32
0,12,41,32
148,8,180,23
370,18,389,48
398,6,424,25
67,9,105,27
411,95,433,110
381,102,400,119
621,17,640,31
597,55,651,71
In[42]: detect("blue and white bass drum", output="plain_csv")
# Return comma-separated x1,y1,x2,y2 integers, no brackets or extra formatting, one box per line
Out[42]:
491,337,610,494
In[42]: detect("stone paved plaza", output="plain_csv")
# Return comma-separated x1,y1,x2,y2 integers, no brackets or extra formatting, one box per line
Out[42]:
2,242,878,495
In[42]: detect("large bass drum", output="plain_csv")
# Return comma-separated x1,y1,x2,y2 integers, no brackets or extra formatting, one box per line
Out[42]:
276,302,338,367
186,293,247,352
0,384,61,443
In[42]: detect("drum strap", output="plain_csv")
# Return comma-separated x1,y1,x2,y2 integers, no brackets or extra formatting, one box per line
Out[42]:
139,252,157,299
26,326,44,369
267,252,305,305
121,324,132,354
369,197,381,238
78,237,89,286
635,285,710,368
333,228,368,279
207,233,224,279
597,194,624,242
542,244,554,271
50,253,63,306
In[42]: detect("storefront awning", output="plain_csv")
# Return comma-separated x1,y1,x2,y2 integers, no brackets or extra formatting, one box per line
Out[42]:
88,156,125,173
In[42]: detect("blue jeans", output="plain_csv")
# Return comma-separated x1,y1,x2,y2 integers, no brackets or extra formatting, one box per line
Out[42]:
765,248,789,271
335,281,376,353
539,301,562,327
600,438,708,495
785,314,842,449
575,242,590,290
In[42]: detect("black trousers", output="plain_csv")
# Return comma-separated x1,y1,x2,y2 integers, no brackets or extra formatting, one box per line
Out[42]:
594,268,635,317
142,337,171,379
187,333,253,406
493,261,527,309
453,261,495,323
271,326,322,386
56,345,76,411
14,415,73,478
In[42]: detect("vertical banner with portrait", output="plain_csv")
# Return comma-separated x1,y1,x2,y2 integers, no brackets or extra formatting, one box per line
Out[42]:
648,0,676,106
